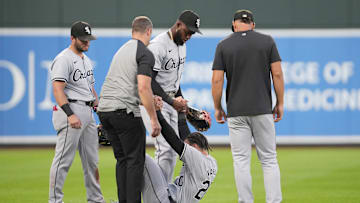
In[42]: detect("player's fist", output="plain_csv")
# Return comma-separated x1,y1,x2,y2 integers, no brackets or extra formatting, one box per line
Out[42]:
150,119,161,137
214,108,227,124
173,96,187,112
273,102,284,122
154,95,163,111
68,114,82,129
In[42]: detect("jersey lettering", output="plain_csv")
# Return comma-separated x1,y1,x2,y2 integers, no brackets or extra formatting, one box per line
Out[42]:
194,180,210,200
177,175,184,186
73,69,93,82
164,57,185,70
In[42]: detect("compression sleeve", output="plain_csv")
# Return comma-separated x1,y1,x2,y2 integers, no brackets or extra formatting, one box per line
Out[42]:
178,112,190,141
156,111,184,155
151,70,174,105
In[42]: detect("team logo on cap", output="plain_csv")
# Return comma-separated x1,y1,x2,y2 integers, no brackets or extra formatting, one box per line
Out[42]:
196,19,200,28
84,26,91,35
242,14,248,18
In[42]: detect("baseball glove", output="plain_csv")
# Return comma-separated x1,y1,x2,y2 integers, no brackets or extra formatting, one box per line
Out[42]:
186,106,211,132
97,124,111,146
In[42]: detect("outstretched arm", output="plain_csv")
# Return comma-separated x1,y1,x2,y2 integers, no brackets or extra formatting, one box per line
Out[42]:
175,86,191,141
156,111,185,156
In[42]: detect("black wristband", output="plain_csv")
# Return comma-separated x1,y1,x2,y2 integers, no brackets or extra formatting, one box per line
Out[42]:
61,103,74,117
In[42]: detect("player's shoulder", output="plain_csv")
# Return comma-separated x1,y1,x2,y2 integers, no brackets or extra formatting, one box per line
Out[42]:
136,40,154,55
52,48,73,65
181,144,210,160
149,32,170,48
54,48,71,59
251,30,275,42
217,33,235,47
253,30,271,36
151,31,169,42
207,154,218,168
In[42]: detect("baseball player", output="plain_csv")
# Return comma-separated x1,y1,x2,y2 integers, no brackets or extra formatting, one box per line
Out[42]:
212,10,284,203
48,21,105,203
140,10,202,184
142,98,217,203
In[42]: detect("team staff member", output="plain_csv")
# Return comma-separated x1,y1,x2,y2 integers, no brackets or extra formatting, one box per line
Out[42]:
49,21,105,203
140,10,202,184
142,97,217,203
97,16,161,203
212,10,284,203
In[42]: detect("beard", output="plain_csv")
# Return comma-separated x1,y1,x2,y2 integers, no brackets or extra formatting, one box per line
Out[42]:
75,41,88,52
173,30,184,46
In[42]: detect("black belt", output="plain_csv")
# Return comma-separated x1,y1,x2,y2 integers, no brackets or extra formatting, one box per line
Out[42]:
68,99,94,107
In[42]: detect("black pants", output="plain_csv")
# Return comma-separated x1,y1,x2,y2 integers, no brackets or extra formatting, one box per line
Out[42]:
98,110,145,203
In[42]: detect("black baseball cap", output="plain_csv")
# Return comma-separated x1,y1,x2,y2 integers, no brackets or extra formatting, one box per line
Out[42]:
231,10,254,32
178,10,202,34
71,21,96,41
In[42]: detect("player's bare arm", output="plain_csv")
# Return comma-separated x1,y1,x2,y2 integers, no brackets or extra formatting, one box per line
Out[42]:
211,70,227,123
52,81,81,129
271,61,285,122
138,75,161,137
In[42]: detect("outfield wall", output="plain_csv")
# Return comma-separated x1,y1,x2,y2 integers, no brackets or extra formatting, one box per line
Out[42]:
1,28,360,145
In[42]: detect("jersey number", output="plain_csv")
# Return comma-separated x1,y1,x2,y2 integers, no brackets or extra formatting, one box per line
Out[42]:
194,180,210,200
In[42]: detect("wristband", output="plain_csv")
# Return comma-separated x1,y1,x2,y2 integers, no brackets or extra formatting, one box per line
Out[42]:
61,103,74,117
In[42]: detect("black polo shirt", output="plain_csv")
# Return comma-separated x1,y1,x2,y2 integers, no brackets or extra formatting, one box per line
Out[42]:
212,30,281,117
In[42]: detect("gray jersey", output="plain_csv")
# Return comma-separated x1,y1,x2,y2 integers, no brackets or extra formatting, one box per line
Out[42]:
172,144,217,203
50,48,95,101
148,31,186,93
49,48,104,203
98,39,154,116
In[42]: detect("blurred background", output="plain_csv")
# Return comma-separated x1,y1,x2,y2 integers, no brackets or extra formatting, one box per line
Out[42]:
1,0,360,146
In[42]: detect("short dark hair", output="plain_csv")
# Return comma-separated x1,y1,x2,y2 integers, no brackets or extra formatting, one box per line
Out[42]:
132,16,153,33
185,132,211,153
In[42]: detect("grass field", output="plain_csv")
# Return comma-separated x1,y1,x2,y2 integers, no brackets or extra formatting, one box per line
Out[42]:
0,146,360,203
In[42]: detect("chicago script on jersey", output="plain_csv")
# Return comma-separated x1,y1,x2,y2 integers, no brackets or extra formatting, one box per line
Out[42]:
73,69,93,81
164,57,186,70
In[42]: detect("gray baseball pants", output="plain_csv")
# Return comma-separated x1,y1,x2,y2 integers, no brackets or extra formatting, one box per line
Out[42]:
140,102,179,183
49,102,104,203
142,154,173,203
228,114,282,203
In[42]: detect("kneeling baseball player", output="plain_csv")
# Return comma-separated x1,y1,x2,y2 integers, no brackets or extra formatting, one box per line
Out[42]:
142,97,217,203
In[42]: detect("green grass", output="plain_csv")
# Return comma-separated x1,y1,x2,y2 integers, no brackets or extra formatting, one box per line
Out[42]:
0,147,360,203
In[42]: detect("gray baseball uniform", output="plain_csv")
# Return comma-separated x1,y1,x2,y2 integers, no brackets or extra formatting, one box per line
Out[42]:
143,144,217,203
49,48,104,203
140,31,186,183
142,111,217,203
